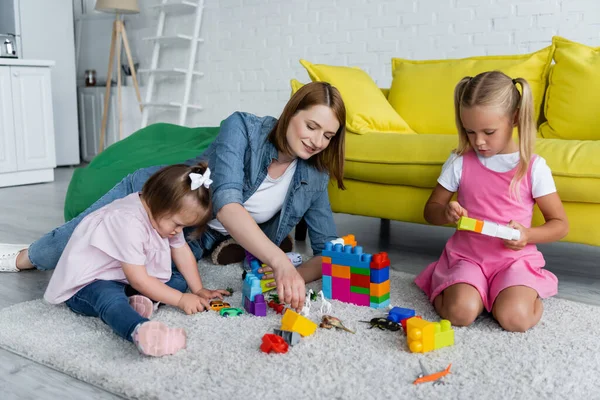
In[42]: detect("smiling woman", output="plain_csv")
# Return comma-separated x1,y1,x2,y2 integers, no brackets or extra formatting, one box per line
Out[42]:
1,82,347,313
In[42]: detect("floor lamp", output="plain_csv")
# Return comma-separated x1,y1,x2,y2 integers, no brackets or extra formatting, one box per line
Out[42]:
95,0,143,153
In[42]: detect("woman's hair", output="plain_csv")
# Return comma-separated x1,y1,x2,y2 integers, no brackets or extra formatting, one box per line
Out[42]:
453,70,535,199
268,81,346,190
141,162,212,238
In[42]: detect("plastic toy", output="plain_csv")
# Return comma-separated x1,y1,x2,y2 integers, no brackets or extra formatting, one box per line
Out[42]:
319,315,355,333
387,307,415,323
318,290,332,314
209,300,231,312
242,270,268,316
273,329,301,346
321,235,391,309
414,360,451,385
219,307,243,317
457,216,520,241
360,317,401,331
406,317,454,353
268,300,286,314
260,333,289,354
280,309,317,337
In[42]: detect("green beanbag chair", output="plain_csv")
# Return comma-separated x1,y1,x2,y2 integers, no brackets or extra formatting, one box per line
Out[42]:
64,123,219,221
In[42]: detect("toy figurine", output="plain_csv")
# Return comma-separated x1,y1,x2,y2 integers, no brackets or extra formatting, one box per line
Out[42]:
360,317,401,331
318,290,332,314
319,315,355,334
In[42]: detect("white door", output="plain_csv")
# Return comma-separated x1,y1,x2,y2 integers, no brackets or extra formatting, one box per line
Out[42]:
0,67,17,173
11,66,56,171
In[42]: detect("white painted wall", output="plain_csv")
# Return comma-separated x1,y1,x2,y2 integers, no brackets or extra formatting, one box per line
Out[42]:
76,0,600,128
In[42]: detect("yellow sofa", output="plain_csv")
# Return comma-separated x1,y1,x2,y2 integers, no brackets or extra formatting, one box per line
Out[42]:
294,36,600,247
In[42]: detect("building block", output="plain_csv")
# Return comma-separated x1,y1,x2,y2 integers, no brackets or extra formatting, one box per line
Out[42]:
350,273,370,288
322,275,332,298
350,292,370,306
332,265,351,279
406,317,454,353
273,329,301,346
370,280,390,297
388,307,415,323
321,235,391,309
457,216,520,241
280,309,317,337
370,266,390,284
433,319,455,350
331,277,351,302
401,315,421,332
406,317,435,353
260,333,289,354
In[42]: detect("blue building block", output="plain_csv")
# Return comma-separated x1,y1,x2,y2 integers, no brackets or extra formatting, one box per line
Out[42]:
370,266,390,284
322,275,332,298
242,273,263,302
387,306,415,323
370,299,390,309
322,242,366,265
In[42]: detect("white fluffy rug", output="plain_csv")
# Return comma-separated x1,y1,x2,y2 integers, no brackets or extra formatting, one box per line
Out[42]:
0,258,599,400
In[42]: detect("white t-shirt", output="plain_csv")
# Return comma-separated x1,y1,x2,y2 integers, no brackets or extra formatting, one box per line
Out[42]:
438,151,556,198
209,159,298,235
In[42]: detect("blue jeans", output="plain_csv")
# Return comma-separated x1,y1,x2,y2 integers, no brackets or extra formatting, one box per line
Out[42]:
65,272,188,342
28,166,225,270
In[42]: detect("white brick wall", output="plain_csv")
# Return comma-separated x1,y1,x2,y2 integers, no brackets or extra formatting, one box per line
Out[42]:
121,0,600,127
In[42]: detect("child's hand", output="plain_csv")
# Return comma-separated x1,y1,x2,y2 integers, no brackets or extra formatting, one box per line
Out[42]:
257,265,276,289
503,220,529,251
446,201,468,223
177,293,210,315
194,288,231,300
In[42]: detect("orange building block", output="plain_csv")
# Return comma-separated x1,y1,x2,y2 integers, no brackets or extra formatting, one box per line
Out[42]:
322,256,332,264
370,280,390,297
332,264,351,279
406,317,435,353
341,234,357,247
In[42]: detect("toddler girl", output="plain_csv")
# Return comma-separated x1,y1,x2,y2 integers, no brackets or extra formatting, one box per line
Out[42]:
415,71,569,332
44,163,230,356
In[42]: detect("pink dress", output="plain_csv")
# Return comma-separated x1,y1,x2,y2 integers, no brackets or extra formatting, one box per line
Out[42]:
44,193,186,304
414,150,558,312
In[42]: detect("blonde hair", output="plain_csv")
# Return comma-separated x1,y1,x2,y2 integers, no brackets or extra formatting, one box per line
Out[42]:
453,70,535,199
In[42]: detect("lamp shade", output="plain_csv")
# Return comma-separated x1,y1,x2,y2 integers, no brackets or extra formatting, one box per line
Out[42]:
95,0,139,14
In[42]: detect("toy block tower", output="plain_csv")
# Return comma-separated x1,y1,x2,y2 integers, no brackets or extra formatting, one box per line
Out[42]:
242,270,268,317
321,235,391,309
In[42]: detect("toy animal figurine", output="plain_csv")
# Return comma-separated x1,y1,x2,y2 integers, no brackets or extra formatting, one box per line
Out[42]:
359,317,401,331
318,290,332,314
319,315,355,334
301,293,312,317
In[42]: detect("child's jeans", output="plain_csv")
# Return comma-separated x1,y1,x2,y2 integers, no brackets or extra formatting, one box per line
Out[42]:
26,166,225,270
65,272,188,342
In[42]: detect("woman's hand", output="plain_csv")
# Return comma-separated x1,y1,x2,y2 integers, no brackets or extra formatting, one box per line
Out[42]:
177,293,210,315
194,288,231,300
266,258,305,312
503,220,529,251
445,201,468,223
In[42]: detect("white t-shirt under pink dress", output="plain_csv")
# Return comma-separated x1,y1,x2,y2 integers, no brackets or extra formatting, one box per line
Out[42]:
44,193,186,304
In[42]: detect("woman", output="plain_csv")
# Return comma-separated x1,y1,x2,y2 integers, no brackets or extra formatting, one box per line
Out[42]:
0,82,346,311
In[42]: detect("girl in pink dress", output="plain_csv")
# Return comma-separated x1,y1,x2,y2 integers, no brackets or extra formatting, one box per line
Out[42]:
414,71,569,332
44,163,230,356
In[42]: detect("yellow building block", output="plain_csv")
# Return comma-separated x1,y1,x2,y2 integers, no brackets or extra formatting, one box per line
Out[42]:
370,280,390,297
281,309,317,337
457,216,483,233
260,278,275,293
406,317,435,353
332,264,351,279
433,319,454,350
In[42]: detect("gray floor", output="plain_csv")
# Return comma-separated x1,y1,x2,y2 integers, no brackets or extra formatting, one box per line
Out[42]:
1,167,599,399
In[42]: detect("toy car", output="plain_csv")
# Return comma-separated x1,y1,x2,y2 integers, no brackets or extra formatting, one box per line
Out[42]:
210,300,231,312
220,307,244,317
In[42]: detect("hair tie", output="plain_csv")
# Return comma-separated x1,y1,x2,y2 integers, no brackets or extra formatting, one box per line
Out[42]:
189,168,213,190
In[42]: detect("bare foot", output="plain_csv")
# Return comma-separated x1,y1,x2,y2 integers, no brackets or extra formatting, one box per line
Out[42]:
16,249,35,270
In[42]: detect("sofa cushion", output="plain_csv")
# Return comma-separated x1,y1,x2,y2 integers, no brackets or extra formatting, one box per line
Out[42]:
388,46,554,134
343,133,600,204
539,36,600,140
296,60,414,135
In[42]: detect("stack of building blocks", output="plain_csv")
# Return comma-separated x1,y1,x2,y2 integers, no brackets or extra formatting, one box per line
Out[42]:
242,272,267,316
405,317,454,353
321,235,391,309
244,251,275,293
457,216,521,241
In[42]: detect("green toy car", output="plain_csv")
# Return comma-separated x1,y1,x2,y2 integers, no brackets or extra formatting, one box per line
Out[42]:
220,307,244,317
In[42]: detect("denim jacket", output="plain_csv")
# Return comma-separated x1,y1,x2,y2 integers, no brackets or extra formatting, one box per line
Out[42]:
192,112,338,256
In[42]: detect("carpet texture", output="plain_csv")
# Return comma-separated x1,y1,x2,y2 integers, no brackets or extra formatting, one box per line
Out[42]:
0,258,599,400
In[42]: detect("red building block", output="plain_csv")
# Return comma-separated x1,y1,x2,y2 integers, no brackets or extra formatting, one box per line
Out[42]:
350,273,370,288
370,252,390,270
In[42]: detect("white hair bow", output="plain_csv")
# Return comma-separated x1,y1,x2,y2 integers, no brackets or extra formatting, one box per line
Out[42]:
189,168,213,190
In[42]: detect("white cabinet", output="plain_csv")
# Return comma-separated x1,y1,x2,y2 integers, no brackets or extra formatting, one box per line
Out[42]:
0,63,56,188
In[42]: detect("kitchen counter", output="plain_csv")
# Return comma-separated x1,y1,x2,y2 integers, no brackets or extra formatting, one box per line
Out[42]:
0,58,55,67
